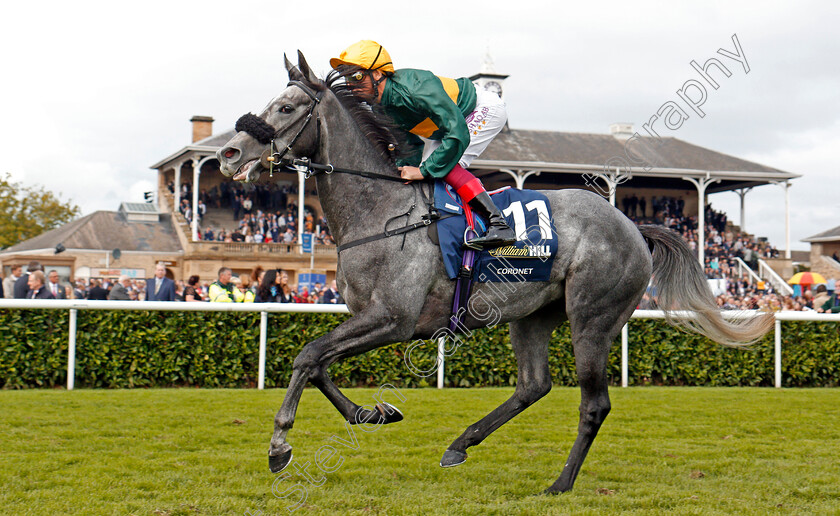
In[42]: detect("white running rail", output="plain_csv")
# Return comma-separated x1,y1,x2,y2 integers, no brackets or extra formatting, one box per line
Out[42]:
2,300,838,390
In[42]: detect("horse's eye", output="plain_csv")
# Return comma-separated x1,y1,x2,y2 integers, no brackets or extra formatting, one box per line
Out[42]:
280,105,294,114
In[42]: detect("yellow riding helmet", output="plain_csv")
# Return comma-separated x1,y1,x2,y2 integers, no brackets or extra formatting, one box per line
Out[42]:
330,40,395,73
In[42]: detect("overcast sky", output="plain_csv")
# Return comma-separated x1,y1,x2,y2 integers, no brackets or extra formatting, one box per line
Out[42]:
2,0,837,251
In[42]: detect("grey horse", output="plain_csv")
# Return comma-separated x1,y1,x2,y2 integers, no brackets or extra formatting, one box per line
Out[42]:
216,52,773,494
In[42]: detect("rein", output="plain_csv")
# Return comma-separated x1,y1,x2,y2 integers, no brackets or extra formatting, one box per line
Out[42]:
235,80,453,254
275,155,454,254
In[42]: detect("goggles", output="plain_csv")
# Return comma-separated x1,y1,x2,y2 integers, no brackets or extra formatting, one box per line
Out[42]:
347,70,367,83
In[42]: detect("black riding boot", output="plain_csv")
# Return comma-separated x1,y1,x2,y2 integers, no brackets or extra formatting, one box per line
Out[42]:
464,192,517,250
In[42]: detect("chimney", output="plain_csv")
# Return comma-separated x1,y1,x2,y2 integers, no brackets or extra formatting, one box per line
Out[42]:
609,122,634,140
190,115,214,143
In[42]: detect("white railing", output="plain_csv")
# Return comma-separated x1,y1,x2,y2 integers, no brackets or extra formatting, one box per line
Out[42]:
2,300,838,390
0,299,349,391
758,258,794,296
734,257,763,284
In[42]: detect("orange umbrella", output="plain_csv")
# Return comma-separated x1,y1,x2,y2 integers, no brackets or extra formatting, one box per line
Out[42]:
787,272,827,285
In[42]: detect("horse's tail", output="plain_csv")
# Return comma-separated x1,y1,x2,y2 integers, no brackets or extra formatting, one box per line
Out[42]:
639,224,774,347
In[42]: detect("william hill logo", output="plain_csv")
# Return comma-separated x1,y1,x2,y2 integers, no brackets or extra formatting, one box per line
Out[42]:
488,244,552,259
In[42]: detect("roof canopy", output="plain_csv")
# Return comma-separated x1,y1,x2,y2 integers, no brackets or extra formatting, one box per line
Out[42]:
151,127,798,194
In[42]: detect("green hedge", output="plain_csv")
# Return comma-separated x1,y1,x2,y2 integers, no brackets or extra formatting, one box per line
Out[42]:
1,310,838,389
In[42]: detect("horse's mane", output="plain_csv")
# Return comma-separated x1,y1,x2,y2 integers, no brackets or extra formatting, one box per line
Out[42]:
302,69,414,167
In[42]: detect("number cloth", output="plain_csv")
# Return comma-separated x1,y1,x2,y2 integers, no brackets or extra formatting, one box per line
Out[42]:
434,182,558,282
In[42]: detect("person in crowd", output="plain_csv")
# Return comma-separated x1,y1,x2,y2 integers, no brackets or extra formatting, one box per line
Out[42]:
253,267,265,289
183,275,203,302
255,269,280,303
238,274,255,303
816,284,840,313
209,267,245,303
108,275,133,300
146,263,176,301
330,40,515,249
174,280,186,301
274,270,295,303
73,278,87,299
15,260,42,299
322,280,343,304
3,264,22,299
312,282,324,303
813,285,830,312
87,279,109,300
283,228,295,244
46,270,66,299
26,271,54,299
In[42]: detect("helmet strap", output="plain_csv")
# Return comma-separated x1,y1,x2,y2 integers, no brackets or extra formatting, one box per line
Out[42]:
370,72,387,101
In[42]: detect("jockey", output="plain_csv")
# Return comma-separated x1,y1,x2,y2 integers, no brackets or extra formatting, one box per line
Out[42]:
330,40,516,250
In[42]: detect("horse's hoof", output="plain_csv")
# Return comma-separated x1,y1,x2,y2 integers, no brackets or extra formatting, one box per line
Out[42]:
376,402,404,424
269,445,293,473
440,449,467,468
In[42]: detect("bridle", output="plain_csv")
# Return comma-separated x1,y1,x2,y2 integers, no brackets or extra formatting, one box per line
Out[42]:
234,80,324,177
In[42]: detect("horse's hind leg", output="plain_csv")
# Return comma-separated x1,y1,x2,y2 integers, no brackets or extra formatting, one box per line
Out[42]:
440,304,564,467
545,304,634,494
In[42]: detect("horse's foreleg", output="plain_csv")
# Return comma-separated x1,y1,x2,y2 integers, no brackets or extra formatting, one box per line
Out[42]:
269,303,412,473
309,371,404,426
440,306,562,468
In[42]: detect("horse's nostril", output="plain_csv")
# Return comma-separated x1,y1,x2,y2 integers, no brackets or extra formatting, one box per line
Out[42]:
224,149,236,159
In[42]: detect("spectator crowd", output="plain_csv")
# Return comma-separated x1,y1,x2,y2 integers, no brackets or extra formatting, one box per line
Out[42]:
3,194,837,313
1,261,343,305
169,181,335,246
624,195,837,313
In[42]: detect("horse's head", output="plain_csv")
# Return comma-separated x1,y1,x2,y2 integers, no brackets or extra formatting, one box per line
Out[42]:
218,52,326,182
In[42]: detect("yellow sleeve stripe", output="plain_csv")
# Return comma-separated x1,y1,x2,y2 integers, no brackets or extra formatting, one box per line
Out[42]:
437,76,460,103
407,75,460,139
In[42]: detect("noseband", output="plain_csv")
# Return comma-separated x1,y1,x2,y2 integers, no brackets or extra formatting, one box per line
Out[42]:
234,80,323,176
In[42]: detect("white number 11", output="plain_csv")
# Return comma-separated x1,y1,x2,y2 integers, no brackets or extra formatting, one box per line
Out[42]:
502,200,553,241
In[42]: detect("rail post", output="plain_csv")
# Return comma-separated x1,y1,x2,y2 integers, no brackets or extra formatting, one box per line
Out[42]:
259,311,268,390
774,317,782,388
437,337,445,389
621,323,629,387
67,309,77,390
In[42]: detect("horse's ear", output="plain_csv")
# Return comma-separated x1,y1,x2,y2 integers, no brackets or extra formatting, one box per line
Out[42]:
286,53,304,81
297,50,319,85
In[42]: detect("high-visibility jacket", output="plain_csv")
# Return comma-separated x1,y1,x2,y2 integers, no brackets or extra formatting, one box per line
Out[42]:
209,281,245,303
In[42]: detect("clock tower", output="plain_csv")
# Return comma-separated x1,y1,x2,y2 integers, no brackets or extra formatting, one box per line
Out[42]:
469,50,509,100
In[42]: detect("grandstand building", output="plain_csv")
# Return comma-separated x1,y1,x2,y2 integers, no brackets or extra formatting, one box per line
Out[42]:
803,226,840,280
0,61,801,290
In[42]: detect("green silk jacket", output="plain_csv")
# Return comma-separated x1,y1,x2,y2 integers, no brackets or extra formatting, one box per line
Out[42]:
380,69,477,178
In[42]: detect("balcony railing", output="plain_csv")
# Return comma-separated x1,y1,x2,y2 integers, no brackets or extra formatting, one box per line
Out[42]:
188,240,337,256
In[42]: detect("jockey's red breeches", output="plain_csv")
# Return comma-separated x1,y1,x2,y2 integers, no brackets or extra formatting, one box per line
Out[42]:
443,164,485,203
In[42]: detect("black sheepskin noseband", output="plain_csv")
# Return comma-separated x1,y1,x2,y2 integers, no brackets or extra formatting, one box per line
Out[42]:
235,113,276,145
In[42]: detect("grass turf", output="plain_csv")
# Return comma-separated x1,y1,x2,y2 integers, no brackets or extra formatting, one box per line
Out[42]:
1,387,839,515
